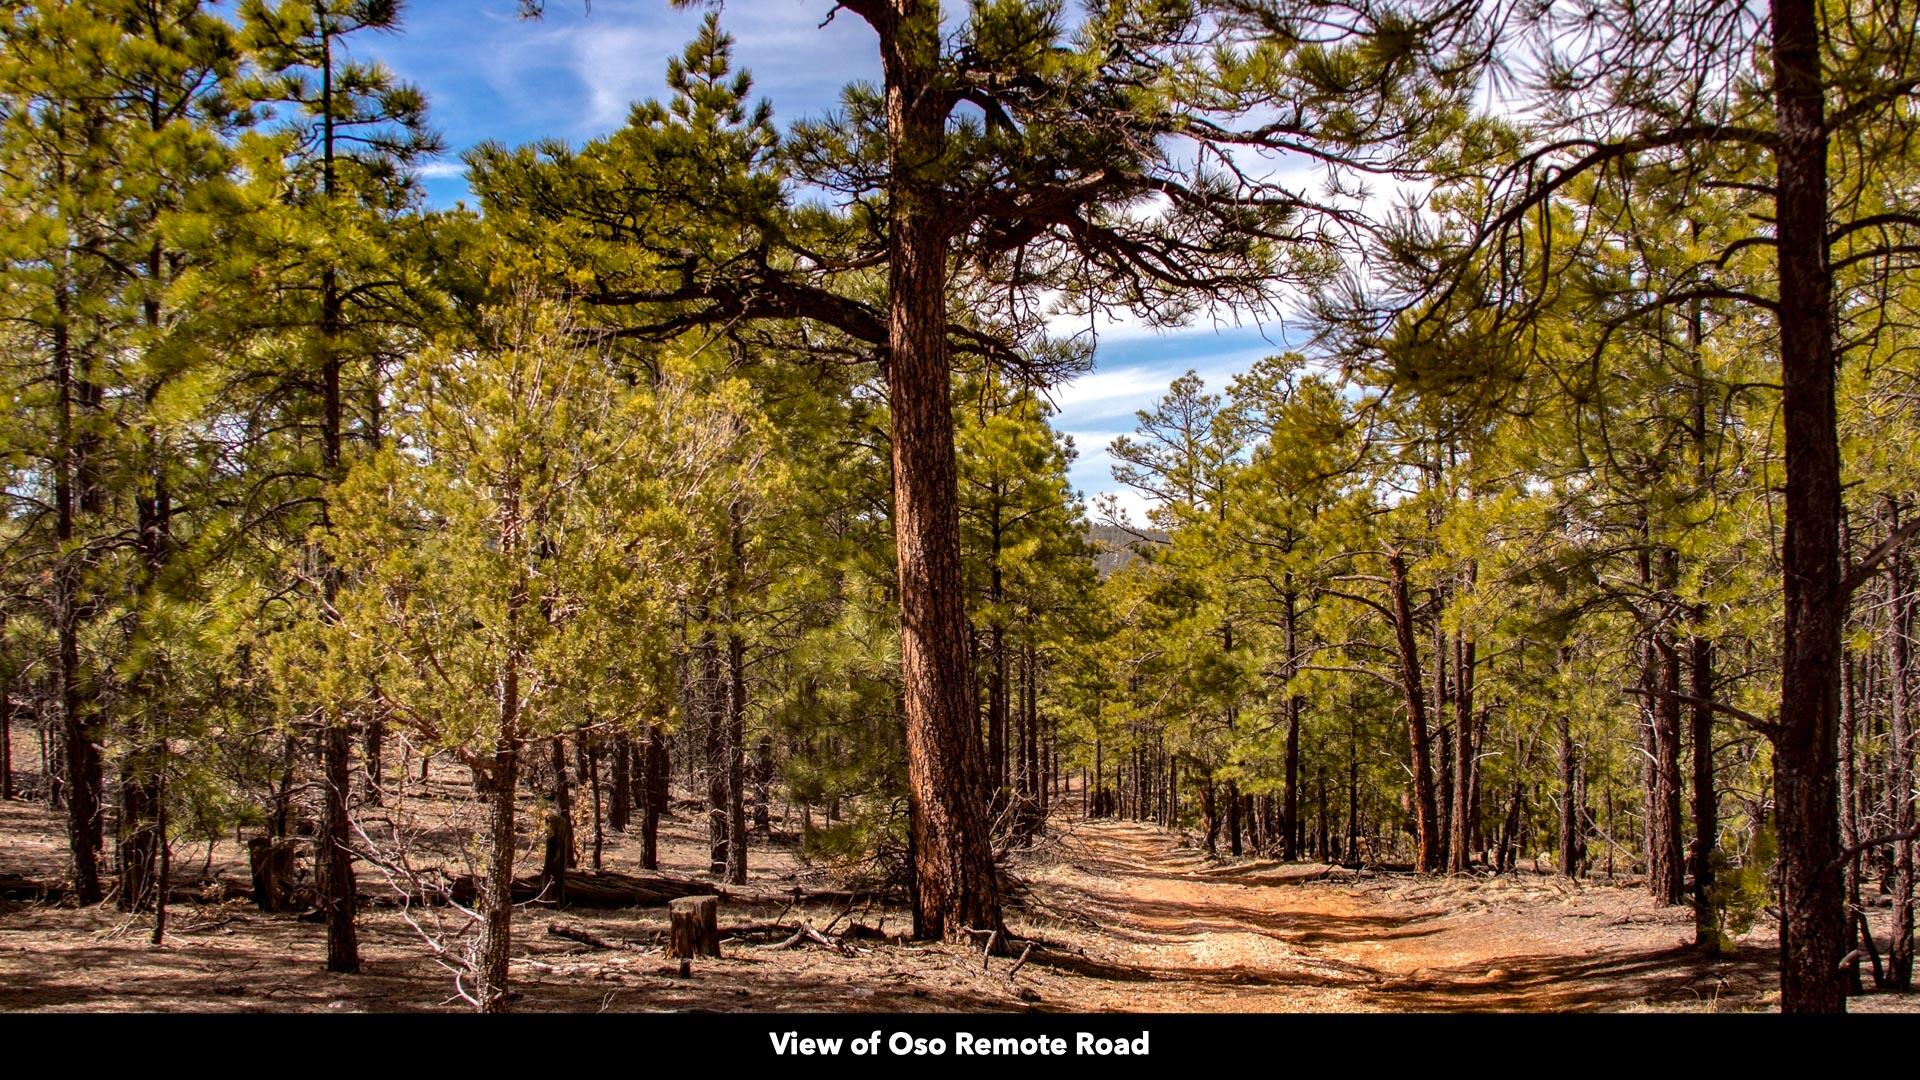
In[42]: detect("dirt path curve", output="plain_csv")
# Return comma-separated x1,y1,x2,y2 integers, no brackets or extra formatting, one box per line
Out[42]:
1014,817,1773,1012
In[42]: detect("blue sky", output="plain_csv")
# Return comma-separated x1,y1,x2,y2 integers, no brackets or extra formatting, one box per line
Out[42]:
353,0,1301,522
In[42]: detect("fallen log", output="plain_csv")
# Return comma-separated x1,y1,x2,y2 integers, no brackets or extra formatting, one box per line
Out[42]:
0,872,52,902
447,869,720,909
547,922,638,951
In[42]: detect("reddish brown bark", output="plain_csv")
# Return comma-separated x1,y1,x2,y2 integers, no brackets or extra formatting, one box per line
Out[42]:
877,0,1004,943
1769,0,1847,1012
1387,552,1442,872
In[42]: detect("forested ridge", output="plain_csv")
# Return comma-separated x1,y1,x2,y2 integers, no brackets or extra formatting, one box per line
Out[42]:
0,0,1917,1015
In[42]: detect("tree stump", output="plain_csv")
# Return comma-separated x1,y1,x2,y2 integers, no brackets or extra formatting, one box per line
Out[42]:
668,895,720,959
247,836,300,913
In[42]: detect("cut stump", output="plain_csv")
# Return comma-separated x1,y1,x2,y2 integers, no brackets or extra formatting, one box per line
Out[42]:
669,895,721,959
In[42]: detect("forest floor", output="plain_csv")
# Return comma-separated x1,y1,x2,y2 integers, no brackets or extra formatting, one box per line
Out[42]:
2,753,1916,1012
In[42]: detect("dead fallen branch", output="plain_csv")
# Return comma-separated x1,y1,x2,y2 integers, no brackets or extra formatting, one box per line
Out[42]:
546,922,639,951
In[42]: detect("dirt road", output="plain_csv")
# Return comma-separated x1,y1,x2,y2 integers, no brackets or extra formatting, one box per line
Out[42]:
1013,818,1779,1011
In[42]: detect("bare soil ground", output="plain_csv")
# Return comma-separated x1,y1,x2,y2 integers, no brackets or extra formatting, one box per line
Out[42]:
2,744,1915,1012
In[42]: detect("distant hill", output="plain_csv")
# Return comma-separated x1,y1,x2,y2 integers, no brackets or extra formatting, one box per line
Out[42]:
1087,523,1168,577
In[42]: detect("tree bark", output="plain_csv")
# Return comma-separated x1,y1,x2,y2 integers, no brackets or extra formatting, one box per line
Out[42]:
1769,0,1848,1012
640,726,666,870
1387,552,1443,872
879,0,1003,944
0,682,12,801
609,733,631,832
53,279,103,905
725,626,748,885
475,741,518,1013
1449,636,1476,873
1885,504,1915,987
1559,709,1579,879
1691,635,1720,950
1283,588,1301,860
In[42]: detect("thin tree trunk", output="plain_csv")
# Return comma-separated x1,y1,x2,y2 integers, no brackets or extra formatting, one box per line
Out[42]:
753,735,773,838
640,726,666,871
1387,552,1442,871
725,627,748,885
1691,635,1720,950
1559,709,1578,879
1886,503,1915,987
1449,636,1476,873
549,735,574,870
312,27,359,970
475,740,518,1013
609,733,631,832
53,278,103,905
0,681,11,801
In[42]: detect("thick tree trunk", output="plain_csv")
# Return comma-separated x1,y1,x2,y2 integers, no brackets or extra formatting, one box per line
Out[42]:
1770,0,1848,1012
880,0,1003,944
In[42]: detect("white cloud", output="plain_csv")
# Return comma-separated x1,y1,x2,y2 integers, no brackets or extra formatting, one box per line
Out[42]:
1050,368,1177,412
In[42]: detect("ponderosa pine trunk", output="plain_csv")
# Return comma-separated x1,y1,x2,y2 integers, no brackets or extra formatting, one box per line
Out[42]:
753,735,773,838
312,24,359,971
725,626,748,886
1691,635,1720,950
1387,552,1443,872
0,678,11,801
1559,708,1578,878
639,726,666,871
988,518,1008,813
1886,505,1914,987
1201,776,1218,854
880,0,1003,943
609,733,631,832
1283,588,1301,860
475,739,517,1013
1449,635,1475,873
1840,641,1865,992
53,278,103,906
1770,0,1849,1012
549,735,574,870
699,625,727,876
1226,778,1243,856
1651,609,1685,905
